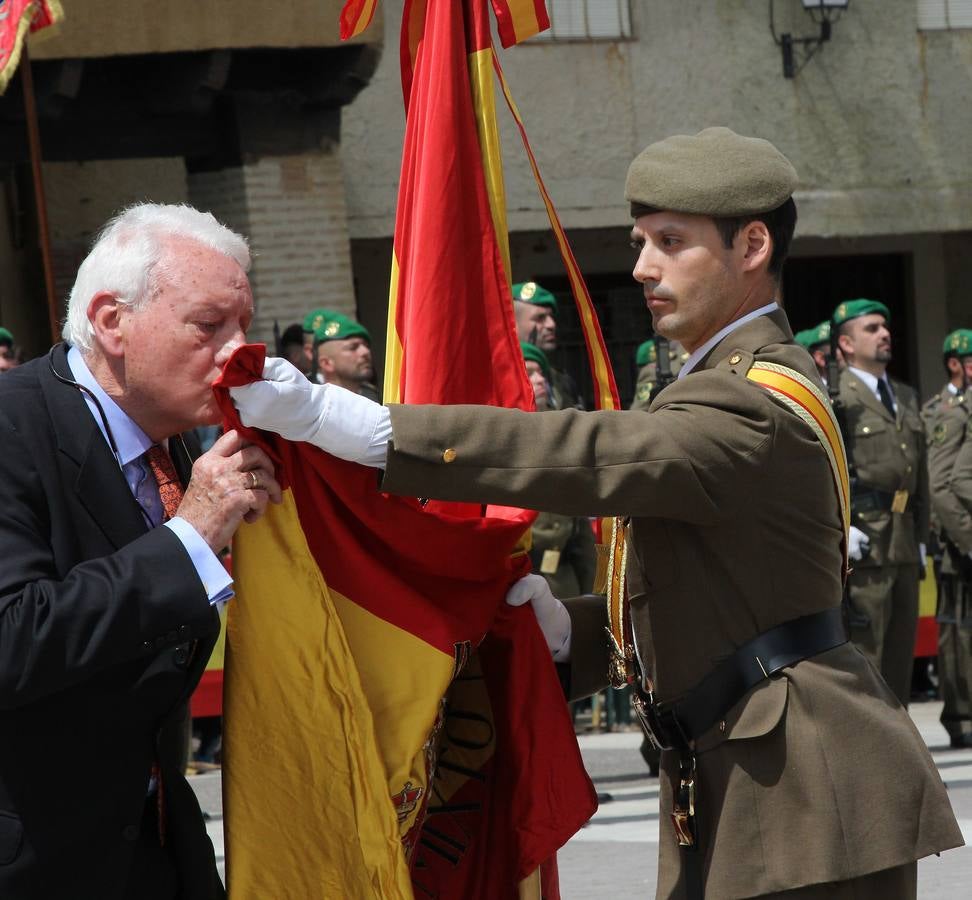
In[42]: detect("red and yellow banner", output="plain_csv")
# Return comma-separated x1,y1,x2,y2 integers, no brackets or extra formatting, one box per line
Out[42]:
0,0,63,94
217,347,593,899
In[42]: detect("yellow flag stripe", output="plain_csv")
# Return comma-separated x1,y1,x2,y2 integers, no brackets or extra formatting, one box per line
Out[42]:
468,47,511,284
226,490,413,898
384,252,405,403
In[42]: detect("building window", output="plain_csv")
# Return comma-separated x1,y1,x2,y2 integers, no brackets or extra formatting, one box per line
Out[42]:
532,0,633,41
917,0,972,29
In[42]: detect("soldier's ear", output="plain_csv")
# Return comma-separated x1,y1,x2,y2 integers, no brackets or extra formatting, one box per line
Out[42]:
738,221,771,274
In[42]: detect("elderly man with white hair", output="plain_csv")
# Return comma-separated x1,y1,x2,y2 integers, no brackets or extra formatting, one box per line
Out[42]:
0,203,280,900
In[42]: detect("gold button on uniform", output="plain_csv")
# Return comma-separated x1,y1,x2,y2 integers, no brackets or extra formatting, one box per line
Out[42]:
442,448,457,463
729,353,742,365
862,426,870,434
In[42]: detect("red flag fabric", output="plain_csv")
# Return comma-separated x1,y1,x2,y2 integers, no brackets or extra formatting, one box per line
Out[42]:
0,0,63,94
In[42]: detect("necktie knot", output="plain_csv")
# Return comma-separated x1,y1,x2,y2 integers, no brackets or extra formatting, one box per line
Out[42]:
145,444,184,522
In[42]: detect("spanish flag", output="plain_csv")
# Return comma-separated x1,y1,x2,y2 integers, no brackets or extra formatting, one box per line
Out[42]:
0,0,63,94
217,345,594,899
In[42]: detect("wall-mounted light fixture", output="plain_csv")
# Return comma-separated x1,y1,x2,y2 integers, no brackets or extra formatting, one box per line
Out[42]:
770,0,850,79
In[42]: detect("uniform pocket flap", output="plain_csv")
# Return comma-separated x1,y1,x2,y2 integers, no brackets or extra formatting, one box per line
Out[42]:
695,676,788,752
0,811,23,865
854,420,886,437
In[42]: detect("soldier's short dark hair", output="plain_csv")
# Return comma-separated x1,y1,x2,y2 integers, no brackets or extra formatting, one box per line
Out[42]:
712,197,797,279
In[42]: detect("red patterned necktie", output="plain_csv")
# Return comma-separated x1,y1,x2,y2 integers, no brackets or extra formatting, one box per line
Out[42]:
145,444,184,522
143,443,186,845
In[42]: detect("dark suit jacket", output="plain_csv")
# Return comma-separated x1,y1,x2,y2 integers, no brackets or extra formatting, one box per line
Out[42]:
0,344,224,900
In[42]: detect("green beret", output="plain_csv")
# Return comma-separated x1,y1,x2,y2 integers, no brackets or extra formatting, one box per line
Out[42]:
832,299,890,328
635,339,657,367
314,313,371,345
795,320,831,350
794,328,816,351
521,341,550,380
303,307,334,334
0,327,13,347
625,127,798,218
944,329,972,358
512,281,558,314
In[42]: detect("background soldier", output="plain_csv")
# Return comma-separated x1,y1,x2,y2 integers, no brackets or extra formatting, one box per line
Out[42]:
314,312,379,401
794,320,832,383
833,299,929,707
513,280,584,409
922,329,972,747
301,307,333,378
630,338,685,410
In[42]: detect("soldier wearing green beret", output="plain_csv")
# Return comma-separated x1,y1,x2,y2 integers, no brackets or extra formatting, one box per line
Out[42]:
234,127,961,898
921,329,972,747
630,338,686,411
512,281,584,410
0,327,20,373
794,320,833,383
301,307,335,377
831,299,929,708
314,313,378,400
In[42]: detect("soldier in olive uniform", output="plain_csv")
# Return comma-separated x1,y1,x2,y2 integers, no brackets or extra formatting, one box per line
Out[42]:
512,281,585,410
314,312,380,402
234,128,961,899
832,299,929,707
794,320,832,383
630,338,685,411
922,329,972,746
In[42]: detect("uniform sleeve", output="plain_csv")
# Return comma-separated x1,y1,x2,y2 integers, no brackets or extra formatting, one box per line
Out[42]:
0,411,215,710
382,370,774,523
914,404,931,547
950,417,972,544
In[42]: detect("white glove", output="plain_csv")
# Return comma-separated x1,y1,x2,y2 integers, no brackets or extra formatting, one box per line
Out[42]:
919,543,927,569
229,357,389,466
848,525,870,562
506,574,571,662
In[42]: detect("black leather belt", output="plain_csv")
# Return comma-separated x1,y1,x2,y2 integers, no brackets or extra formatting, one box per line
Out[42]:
635,606,847,752
853,487,907,514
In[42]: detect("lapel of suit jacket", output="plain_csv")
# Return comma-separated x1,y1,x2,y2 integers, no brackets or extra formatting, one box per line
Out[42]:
844,369,896,425
41,343,149,550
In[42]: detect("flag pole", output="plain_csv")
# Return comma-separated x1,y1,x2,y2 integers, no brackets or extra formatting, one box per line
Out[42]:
20,44,59,343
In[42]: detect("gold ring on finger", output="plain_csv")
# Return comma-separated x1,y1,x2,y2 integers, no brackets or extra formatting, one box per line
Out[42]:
248,470,259,491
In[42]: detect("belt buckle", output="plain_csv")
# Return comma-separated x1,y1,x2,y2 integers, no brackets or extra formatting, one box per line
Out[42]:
891,489,909,514
671,757,697,848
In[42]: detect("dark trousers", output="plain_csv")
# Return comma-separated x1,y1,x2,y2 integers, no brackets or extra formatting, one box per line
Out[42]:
123,796,180,900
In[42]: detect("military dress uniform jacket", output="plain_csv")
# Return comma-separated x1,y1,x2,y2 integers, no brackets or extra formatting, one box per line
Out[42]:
0,346,224,900
922,386,972,561
380,311,962,899
838,370,929,567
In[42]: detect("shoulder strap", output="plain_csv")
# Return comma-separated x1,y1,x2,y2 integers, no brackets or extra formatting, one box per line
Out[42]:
746,360,851,578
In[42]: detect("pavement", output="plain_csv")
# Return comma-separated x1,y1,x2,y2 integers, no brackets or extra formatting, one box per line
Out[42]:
190,700,972,897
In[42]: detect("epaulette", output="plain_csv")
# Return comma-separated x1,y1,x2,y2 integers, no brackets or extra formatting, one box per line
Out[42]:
715,348,755,377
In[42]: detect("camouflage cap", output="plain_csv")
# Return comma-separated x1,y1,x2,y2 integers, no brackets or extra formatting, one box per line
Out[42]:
625,127,798,219
0,327,13,347
521,341,550,380
512,281,558,314
943,328,972,358
314,313,371,345
303,307,334,335
831,299,890,328
635,339,657,367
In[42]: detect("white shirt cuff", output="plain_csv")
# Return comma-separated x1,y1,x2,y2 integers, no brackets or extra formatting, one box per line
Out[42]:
165,517,235,605
362,405,393,469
